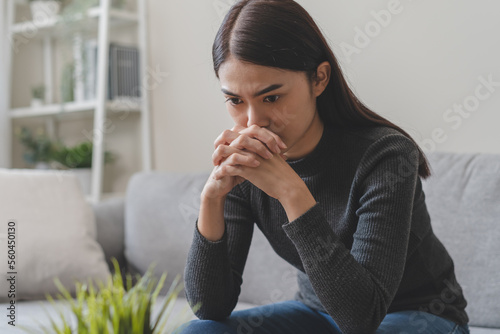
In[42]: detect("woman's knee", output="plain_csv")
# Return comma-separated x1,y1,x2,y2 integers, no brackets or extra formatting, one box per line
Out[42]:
375,310,460,334
173,319,235,334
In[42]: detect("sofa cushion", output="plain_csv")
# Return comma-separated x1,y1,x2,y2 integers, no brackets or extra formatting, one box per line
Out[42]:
91,197,126,273
422,151,500,328
469,328,500,334
0,169,111,303
124,171,211,297
124,171,298,304
238,223,298,305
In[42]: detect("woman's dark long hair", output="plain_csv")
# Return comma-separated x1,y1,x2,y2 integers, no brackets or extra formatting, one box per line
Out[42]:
212,0,431,179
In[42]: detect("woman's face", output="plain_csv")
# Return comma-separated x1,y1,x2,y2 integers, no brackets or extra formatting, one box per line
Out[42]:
218,56,329,160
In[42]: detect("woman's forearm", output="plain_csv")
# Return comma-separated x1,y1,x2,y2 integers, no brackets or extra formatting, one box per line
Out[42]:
185,192,244,320
198,194,227,242
279,180,317,222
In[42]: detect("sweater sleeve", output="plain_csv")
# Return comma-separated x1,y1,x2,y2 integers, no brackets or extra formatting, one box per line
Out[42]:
281,134,420,334
183,181,255,320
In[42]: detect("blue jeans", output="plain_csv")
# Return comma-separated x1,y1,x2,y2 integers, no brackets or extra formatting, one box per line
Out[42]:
174,300,470,334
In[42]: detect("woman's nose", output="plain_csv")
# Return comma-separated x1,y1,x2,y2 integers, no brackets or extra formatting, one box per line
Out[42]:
246,107,270,128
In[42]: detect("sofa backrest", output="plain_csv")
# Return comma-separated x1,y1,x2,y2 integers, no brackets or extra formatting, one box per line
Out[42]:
123,171,297,304
422,151,500,328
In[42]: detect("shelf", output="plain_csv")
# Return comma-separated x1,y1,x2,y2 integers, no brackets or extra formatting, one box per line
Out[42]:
4,0,152,203
10,7,137,38
9,99,142,119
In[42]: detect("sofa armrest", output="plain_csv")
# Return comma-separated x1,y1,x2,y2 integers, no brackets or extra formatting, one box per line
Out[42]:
91,197,126,274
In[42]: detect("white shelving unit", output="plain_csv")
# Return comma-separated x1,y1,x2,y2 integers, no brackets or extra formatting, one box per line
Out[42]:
2,0,152,204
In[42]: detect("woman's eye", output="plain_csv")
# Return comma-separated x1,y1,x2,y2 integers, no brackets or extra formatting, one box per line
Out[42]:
225,98,242,106
225,95,280,105
264,95,280,103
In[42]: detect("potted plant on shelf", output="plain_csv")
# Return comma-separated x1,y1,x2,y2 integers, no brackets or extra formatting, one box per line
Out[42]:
28,0,63,21
51,140,116,195
60,62,75,103
31,84,45,107
15,126,58,169
19,258,201,334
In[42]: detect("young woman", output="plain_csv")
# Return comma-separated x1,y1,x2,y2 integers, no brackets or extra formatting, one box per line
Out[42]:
178,0,470,333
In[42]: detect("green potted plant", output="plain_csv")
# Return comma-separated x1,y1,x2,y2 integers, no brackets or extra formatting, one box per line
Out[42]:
19,258,201,334
28,0,63,20
31,84,45,107
51,140,116,169
51,140,116,195
15,126,58,169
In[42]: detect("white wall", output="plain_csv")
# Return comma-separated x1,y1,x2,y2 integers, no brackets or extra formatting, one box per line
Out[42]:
148,0,500,173
309,0,500,155
146,0,234,172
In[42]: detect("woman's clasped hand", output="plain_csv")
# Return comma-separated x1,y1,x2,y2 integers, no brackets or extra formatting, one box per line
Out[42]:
203,124,301,201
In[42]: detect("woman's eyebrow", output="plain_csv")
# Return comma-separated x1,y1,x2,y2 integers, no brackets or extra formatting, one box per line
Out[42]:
221,84,284,98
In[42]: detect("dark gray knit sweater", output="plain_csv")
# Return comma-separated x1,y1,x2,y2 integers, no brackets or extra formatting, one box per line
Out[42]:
184,123,469,333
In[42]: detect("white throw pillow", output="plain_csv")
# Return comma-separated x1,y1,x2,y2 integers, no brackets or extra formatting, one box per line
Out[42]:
0,168,111,302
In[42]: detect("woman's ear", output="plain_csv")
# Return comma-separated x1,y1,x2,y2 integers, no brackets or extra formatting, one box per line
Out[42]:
312,61,331,97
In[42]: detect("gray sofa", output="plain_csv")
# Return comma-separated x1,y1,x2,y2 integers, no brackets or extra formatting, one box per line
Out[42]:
1,151,499,333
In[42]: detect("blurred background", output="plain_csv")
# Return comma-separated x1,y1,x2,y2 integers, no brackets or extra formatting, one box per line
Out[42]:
1,0,499,200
